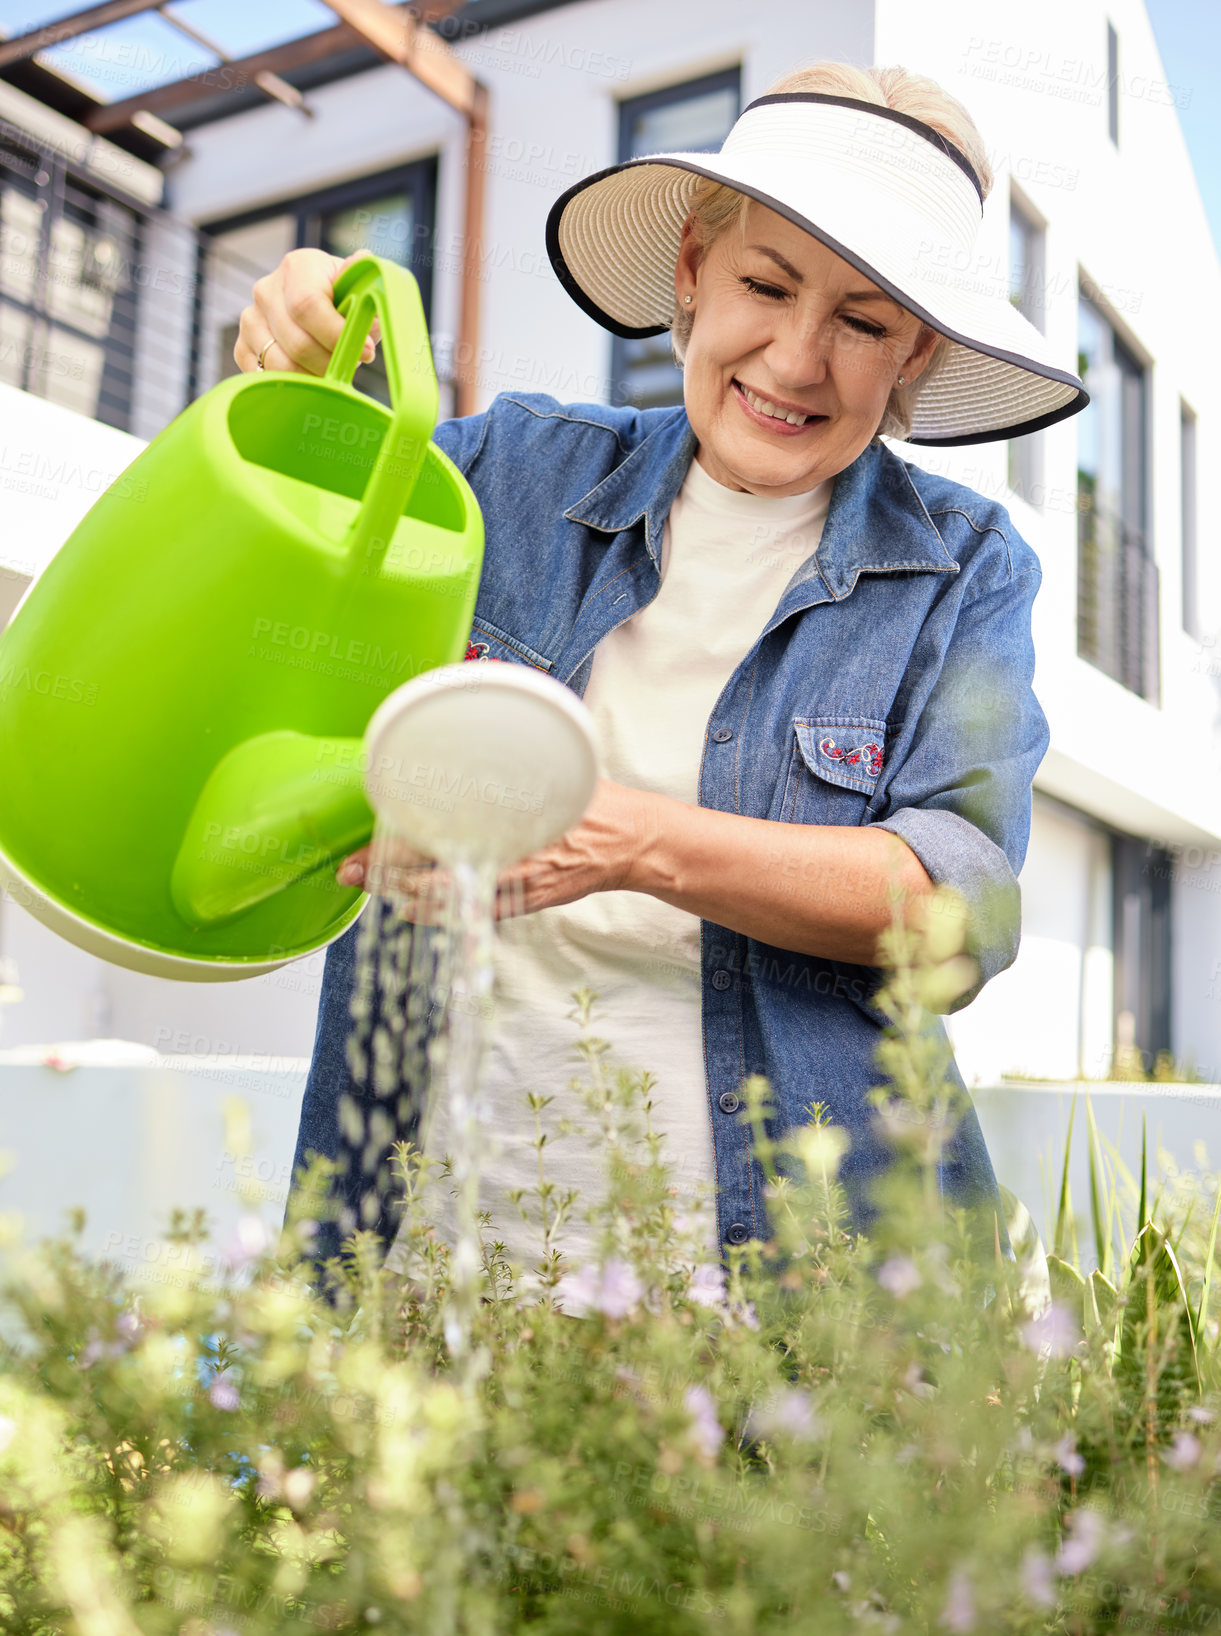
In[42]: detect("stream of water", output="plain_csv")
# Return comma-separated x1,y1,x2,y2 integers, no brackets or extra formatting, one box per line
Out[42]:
342,821,502,1369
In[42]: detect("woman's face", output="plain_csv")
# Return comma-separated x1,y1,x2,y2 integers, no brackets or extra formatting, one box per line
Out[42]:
675,200,941,496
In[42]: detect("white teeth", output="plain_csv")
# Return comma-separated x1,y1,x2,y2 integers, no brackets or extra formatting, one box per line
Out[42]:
742,385,809,425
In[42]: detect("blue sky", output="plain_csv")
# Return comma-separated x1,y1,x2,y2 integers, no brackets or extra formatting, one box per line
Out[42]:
1145,0,1221,259
0,1,1218,256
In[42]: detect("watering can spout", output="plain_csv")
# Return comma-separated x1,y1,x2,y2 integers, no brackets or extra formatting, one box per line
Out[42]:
170,731,372,926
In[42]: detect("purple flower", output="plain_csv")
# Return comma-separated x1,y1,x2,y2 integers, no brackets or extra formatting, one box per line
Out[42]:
687,1264,727,1307
940,1569,975,1633
1055,1509,1106,1576
1051,1435,1085,1477
878,1256,922,1299
1020,1547,1055,1608
209,1376,241,1411
1020,1302,1080,1360
747,1388,822,1443
1188,1405,1216,1425
1163,1432,1201,1472
684,1385,725,1459
555,1258,643,1320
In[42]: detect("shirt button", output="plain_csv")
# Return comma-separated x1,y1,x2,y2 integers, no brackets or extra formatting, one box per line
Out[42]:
717,1091,740,1114
711,727,734,743
711,969,732,991
726,1223,749,1246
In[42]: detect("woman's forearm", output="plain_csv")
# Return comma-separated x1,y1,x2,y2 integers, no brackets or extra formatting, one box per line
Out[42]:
626,793,934,965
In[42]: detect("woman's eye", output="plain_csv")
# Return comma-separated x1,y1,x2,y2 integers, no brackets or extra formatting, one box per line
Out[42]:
842,314,887,338
739,275,790,300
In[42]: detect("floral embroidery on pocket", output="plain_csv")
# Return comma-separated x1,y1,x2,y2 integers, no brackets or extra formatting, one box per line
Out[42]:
464,640,503,663
818,737,884,779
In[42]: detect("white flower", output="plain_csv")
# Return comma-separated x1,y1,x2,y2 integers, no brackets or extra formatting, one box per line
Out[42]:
209,1376,240,1411
1020,1547,1056,1608
555,1258,643,1320
1163,1432,1202,1472
684,1385,725,1458
686,1264,727,1307
747,1387,822,1443
1020,1302,1080,1360
1055,1509,1106,1575
1051,1435,1085,1477
940,1569,975,1633
282,1467,315,1510
878,1256,922,1299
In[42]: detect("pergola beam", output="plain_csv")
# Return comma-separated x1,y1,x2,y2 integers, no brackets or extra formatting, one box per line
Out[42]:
84,22,363,133
323,0,477,116
0,0,166,68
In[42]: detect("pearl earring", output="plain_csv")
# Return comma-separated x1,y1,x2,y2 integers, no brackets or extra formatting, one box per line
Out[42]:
684,295,693,304
897,374,906,385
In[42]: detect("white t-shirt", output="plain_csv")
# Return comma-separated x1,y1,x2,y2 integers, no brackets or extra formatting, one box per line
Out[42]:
390,454,831,1288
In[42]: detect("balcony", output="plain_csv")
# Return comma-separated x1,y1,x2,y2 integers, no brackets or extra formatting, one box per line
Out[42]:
1076,483,1160,703
0,111,264,442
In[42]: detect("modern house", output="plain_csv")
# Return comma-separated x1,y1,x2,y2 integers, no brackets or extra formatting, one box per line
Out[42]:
0,0,1217,1111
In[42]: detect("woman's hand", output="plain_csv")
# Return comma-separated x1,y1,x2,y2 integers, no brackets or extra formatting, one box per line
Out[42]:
492,778,662,918
234,248,381,376
333,779,663,921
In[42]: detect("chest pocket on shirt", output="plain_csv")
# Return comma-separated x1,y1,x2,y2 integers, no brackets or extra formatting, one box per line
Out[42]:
465,616,553,671
779,714,888,826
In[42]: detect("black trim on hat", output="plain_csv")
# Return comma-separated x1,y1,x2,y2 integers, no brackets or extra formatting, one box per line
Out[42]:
543,157,1089,447
742,92,986,208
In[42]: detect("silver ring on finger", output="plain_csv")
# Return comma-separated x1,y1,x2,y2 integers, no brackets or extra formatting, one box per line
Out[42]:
256,337,275,371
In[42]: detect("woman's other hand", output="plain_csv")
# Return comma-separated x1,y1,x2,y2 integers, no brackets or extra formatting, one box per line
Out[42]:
234,248,381,376
332,780,664,921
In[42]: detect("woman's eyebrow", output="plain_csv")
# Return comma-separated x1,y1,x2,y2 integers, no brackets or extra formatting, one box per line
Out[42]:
747,244,900,307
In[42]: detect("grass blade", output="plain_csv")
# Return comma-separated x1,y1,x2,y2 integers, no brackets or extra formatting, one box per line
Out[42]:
1055,1093,1078,1263
1086,1097,1109,1280
1193,1175,1221,1346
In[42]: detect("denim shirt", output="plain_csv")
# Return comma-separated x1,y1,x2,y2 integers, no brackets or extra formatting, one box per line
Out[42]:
292,392,1047,1267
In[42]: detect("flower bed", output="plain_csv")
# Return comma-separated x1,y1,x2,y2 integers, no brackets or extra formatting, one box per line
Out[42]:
1,898,1219,1634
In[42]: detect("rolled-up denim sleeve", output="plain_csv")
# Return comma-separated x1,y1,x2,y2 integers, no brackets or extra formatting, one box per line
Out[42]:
869,565,1049,1009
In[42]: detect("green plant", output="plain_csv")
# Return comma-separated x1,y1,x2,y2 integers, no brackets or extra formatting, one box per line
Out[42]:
1,888,1219,1634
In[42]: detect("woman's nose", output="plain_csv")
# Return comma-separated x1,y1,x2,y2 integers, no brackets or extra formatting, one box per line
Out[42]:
766,318,831,388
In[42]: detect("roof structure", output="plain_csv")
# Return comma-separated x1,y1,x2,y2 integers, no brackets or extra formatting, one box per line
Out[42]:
0,0,567,153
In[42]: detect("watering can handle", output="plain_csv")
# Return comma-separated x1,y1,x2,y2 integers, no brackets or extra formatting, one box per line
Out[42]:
325,253,440,574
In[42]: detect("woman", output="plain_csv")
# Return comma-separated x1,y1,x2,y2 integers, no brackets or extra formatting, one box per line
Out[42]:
237,63,1086,1285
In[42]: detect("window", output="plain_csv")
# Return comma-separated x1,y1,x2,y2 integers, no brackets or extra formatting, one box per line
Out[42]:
200,158,438,405
1007,190,1045,506
0,121,143,430
1107,22,1119,145
610,68,740,409
1076,290,1157,700
1112,834,1172,1075
1181,402,1199,638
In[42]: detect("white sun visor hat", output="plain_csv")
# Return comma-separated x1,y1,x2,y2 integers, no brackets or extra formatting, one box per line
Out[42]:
545,92,1088,446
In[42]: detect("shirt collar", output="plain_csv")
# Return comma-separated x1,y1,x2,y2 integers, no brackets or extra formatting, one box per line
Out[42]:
563,407,960,591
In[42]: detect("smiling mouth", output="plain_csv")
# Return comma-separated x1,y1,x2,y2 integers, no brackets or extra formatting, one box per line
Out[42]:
733,379,826,428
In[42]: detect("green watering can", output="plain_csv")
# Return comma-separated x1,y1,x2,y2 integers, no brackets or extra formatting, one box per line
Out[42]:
0,254,483,980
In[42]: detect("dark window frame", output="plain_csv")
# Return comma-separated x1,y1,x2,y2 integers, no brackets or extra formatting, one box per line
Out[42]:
1181,400,1199,639
193,157,439,402
1107,21,1120,145
610,65,741,409
1076,284,1157,702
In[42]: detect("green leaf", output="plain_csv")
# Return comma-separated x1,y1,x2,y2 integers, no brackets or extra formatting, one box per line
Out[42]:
1054,1094,1078,1263
1115,1223,1201,1435
1085,1097,1110,1282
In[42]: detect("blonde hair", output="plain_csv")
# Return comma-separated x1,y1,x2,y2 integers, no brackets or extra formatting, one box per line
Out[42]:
671,63,992,442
